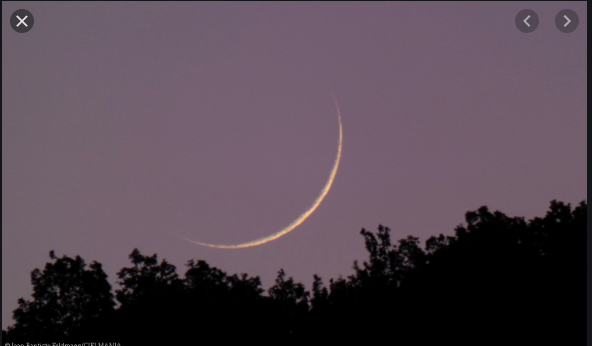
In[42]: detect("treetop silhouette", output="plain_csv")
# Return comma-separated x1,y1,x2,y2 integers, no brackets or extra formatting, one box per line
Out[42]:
3,200,585,342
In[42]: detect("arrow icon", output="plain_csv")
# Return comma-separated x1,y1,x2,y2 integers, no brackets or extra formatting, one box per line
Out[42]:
555,10,578,33
516,9,539,33
564,15,571,27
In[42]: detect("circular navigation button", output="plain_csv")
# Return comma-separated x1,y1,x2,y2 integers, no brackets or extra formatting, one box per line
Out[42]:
555,9,579,33
515,9,539,33
10,9,34,33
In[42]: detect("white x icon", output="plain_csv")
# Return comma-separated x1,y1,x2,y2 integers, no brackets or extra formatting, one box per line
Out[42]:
16,15,28,27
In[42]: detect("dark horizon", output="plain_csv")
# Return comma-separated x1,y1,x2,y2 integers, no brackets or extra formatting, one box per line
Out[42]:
3,200,585,342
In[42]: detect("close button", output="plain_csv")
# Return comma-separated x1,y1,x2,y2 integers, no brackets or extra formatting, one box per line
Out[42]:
10,9,34,33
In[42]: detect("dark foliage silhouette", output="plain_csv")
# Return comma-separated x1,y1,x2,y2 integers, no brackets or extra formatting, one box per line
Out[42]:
3,200,585,342
3,252,114,341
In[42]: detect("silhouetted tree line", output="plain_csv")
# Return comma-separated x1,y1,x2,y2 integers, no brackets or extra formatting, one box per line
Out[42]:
3,200,585,343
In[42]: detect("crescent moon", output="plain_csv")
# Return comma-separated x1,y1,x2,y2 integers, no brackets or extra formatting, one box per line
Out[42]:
181,97,343,249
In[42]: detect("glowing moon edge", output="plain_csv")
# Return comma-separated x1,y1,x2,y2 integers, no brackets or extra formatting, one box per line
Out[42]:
181,98,343,249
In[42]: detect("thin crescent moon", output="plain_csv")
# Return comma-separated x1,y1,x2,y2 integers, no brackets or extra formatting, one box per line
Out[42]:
181,97,343,249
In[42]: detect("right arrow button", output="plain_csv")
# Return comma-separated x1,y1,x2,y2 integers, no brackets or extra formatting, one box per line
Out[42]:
556,9,579,33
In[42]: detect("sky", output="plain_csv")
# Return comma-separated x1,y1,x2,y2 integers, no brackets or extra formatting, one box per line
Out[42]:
2,2,587,328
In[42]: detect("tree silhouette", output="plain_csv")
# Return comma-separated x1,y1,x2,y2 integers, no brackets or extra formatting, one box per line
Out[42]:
2,200,585,343
115,248,182,307
4,251,114,342
397,200,585,343
267,269,310,336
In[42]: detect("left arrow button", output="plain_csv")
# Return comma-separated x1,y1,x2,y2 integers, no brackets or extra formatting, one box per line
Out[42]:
515,9,539,33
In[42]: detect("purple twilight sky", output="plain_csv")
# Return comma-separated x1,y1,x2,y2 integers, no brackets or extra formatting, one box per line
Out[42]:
2,2,587,328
